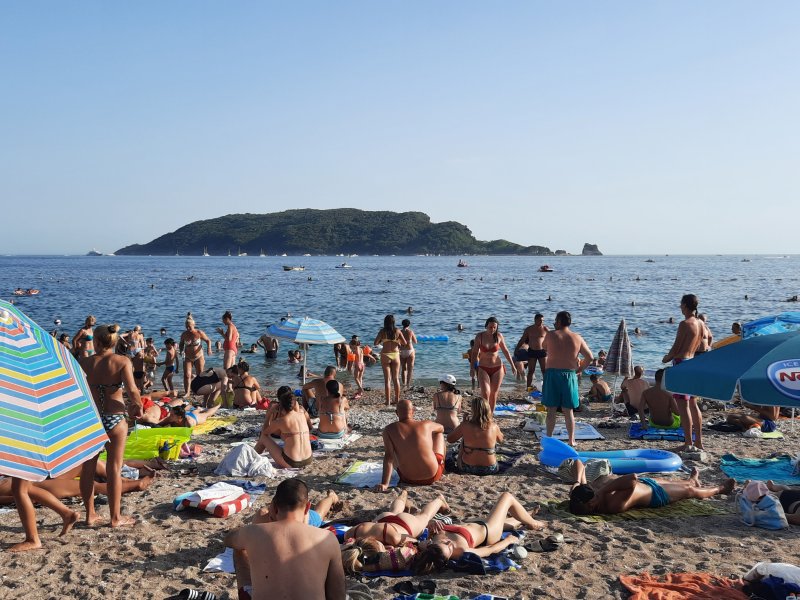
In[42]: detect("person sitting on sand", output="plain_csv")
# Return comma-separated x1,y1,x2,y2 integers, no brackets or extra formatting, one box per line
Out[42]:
316,380,350,440
639,369,680,429
230,361,261,408
189,366,228,408
432,374,462,435
225,479,345,600
346,489,449,546
447,396,503,476
725,403,780,432
414,491,546,573
620,366,650,418
568,461,734,515
763,481,800,526
587,374,612,403
301,365,337,417
255,387,313,468
380,400,445,490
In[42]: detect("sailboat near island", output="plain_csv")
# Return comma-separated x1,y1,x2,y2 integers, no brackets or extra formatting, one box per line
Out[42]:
238,247,247,257
202,247,210,257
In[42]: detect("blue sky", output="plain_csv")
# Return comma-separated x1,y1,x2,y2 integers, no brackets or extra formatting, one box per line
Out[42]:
1,2,798,255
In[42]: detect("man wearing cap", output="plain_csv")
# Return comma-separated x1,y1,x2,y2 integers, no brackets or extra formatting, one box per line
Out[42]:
379,400,445,491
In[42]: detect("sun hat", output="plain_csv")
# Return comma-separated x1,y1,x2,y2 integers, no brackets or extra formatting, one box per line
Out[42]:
439,374,457,385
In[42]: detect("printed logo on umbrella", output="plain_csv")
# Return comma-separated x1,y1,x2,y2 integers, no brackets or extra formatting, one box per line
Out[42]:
767,360,800,400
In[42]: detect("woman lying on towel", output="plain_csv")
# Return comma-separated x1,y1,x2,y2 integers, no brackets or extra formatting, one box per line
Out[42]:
255,386,313,468
568,461,735,515
765,481,800,525
446,396,503,475
414,491,546,573
341,536,418,575
345,490,448,547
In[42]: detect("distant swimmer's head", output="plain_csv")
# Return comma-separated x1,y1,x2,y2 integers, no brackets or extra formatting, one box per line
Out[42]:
569,484,597,515
324,365,337,378
732,322,742,335
222,311,233,324
396,399,414,419
680,294,699,317
84,315,96,328
160,327,167,336
93,324,119,350
271,478,309,516
401,319,411,329
534,313,544,324
54,318,61,326
555,311,571,329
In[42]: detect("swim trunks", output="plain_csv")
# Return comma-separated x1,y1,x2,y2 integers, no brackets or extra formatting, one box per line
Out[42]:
639,477,670,508
165,365,175,374
527,348,547,360
398,453,445,486
513,348,528,363
650,413,681,429
281,451,312,468
542,369,579,410
602,394,613,402
265,350,277,359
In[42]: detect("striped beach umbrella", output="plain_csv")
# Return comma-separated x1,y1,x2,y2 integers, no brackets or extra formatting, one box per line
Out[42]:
267,317,346,383
0,300,108,481
604,318,634,382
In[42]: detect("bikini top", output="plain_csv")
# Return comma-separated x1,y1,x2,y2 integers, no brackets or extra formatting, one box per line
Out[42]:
462,443,496,455
441,524,475,548
93,382,124,411
434,392,461,412
479,334,499,353
84,334,94,341
324,411,345,423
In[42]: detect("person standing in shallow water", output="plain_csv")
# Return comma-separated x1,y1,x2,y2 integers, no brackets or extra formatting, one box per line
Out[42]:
216,311,239,371
375,315,407,406
662,293,705,452
399,319,418,390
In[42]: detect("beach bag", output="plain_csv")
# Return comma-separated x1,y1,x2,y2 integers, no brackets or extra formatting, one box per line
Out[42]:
738,490,789,530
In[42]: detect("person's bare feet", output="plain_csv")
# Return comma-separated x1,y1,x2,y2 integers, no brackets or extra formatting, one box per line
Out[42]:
136,475,154,491
766,480,779,492
721,478,736,494
437,494,451,514
60,511,80,537
688,467,701,486
671,444,690,453
85,515,103,528
110,515,137,528
9,539,42,552
526,517,547,530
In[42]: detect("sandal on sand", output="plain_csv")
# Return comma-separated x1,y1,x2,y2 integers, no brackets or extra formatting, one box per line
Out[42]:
176,590,216,600
525,533,565,553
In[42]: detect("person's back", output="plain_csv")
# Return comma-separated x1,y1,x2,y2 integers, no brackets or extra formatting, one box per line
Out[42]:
318,381,349,437
277,410,312,460
621,368,649,410
642,386,677,427
381,400,444,488
544,328,583,369
432,389,461,433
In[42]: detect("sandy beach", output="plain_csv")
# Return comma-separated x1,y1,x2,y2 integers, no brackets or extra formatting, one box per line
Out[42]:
1,386,798,600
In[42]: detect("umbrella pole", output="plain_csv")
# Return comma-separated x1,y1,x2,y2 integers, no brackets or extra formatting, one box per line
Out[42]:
303,344,308,385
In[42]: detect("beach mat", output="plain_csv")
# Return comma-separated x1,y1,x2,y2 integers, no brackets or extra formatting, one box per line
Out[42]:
629,422,686,442
545,498,730,522
494,403,536,418
101,427,192,461
497,450,524,474
620,572,748,600
720,454,800,485
531,422,604,440
337,460,399,488
193,415,238,435
314,432,362,452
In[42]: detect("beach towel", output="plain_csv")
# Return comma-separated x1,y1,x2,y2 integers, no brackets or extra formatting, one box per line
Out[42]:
545,498,730,522
101,427,192,461
174,482,251,518
720,454,800,485
629,422,687,442
204,547,235,573
214,444,276,478
530,422,604,440
221,480,267,496
620,572,748,599
494,403,535,418
313,432,362,452
445,450,524,475
336,461,399,488
193,415,238,435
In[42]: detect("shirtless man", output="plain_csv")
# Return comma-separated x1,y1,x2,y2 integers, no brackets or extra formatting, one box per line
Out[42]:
587,374,612,403
256,330,279,359
662,294,705,451
569,462,734,515
695,314,713,354
225,479,345,600
519,313,548,388
541,311,593,446
639,369,680,429
301,366,337,417
621,366,650,418
380,400,445,491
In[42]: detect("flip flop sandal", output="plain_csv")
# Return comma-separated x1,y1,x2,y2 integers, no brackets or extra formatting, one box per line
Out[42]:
418,580,437,594
392,581,416,595
525,533,564,553
176,590,217,600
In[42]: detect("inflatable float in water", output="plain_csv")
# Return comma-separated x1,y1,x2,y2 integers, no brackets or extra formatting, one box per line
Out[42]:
417,335,449,342
538,436,682,475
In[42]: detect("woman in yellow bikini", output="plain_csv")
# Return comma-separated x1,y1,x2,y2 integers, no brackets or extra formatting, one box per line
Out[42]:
473,317,517,412
375,315,408,406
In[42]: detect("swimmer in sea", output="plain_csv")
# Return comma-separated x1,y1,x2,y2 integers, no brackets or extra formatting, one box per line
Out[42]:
73,315,96,358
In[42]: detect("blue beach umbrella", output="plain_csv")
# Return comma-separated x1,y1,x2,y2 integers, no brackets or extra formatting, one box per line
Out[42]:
742,312,800,340
663,332,800,408
266,317,346,383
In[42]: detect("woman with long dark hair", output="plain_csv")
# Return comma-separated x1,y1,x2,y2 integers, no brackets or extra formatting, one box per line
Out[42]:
375,315,408,406
473,317,517,412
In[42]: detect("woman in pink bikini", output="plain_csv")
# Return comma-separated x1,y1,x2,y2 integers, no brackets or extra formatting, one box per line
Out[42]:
473,317,517,412
346,490,449,547
414,491,545,573
216,311,239,371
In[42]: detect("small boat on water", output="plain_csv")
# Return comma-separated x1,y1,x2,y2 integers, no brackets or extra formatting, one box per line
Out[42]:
741,258,751,262
335,263,352,269
457,260,468,267
259,248,266,257
283,265,305,271
645,259,655,263
86,248,103,256
202,247,210,257
238,247,248,257
538,265,554,273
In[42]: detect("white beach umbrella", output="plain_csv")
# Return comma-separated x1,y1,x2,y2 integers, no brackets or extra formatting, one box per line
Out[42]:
266,317,345,384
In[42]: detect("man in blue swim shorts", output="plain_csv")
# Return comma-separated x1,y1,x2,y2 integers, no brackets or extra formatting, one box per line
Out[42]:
541,311,593,446
567,463,735,515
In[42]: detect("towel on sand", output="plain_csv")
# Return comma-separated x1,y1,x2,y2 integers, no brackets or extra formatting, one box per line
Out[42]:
494,403,535,417
629,422,687,441
214,444,276,478
546,499,731,522
720,454,800,485
204,547,235,573
193,415,238,435
337,461,399,488
174,482,250,518
314,432,363,451
530,422,604,440
620,572,748,599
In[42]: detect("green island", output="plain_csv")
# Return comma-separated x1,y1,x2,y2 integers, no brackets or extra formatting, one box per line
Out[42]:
115,209,580,256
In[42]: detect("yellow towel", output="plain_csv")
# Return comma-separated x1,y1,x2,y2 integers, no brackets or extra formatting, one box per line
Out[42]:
193,416,238,435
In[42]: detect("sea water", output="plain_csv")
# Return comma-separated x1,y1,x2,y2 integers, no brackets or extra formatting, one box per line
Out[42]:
2,254,797,391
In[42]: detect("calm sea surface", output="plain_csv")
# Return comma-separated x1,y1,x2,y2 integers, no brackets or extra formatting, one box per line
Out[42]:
2,254,798,391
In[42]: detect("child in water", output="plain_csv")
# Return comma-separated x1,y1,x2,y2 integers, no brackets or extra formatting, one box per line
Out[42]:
159,338,179,394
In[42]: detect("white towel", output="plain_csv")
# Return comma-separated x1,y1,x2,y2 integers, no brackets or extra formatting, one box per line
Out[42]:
336,461,399,488
214,444,276,478
204,547,235,573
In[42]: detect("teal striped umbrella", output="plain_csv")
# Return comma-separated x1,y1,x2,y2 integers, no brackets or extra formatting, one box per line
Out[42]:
0,300,108,481
267,317,345,383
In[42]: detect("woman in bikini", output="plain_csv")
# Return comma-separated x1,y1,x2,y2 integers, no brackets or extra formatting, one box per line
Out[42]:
255,387,313,468
346,490,449,547
432,374,462,434
349,336,365,399
216,310,239,371
375,315,408,406
317,380,350,440
414,491,546,573
473,317,517,412
79,324,142,528
229,361,260,408
399,319,418,390
190,366,228,408
179,315,212,397
73,315,96,358
447,396,503,475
